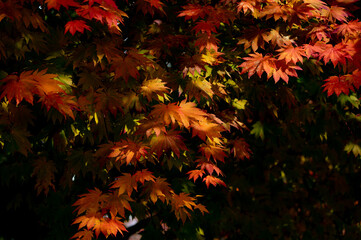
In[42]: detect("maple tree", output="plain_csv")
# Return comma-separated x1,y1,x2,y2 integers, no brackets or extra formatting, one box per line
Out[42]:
1,0,361,239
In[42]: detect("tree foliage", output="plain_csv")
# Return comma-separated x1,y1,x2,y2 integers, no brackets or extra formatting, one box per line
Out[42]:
1,0,361,239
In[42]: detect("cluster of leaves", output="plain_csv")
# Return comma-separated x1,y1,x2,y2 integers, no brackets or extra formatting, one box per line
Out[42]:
1,0,361,239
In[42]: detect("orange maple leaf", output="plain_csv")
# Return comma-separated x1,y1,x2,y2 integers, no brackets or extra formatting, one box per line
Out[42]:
144,177,173,203
38,93,78,120
105,191,133,218
199,141,227,162
277,45,306,64
239,53,276,79
110,173,137,196
231,138,252,160
191,119,225,141
150,100,207,128
171,192,197,223
334,20,361,39
178,4,208,21
73,188,108,215
202,175,226,188
150,130,188,157
238,26,268,52
133,169,156,184
71,229,94,240
187,169,205,182
108,139,149,165
31,157,57,195
140,78,169,101
321,5,349,22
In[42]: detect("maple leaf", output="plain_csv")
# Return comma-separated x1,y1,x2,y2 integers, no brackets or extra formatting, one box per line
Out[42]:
133,169,156,184
203,175,226,188
199,141,227,162
112,49,153,81
65,20,91,35
105,191,133,218
45,0,80,10
231,138,252,160
272,60,302,83
304,0,328,10
73,188,108,215
150,130,188,157
95,216,127,238
137,118,167,137
0,73,35,105
263,28,294,48
302,43,323,59
192,21,217,36
39,93,78,120
321,5,349,22
76,4,127,32
94,88,123,116
239,53,276,79
110,173,137,196
238,26,268,52
150,100,207,128
178,4,208,21
259,1,291,21
277,45,306,64
31,69,65,95
318,42,352,67
72,229,94,240
140,78,169,101
137,0,165,16
334,20,361,39
237,0,259,15
187,169,205,182
322,75,354,96
144,177,173,203
196,159,223,176
194,33,219,52
191,119,225,141
171,192,197,223
186,76,214,101
31,157,57,195
108,139,149,165
21,10,48,32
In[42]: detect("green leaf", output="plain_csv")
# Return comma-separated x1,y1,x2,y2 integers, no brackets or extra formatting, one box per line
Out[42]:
250,121,264,140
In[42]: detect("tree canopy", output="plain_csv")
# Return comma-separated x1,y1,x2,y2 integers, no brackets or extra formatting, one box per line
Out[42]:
1,0,361,239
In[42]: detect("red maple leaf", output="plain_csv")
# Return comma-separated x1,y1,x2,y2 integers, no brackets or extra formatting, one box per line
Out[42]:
65,20,91,35
0,73,35,105
192,20,217,36
178,4,208,21
322,75,354,96
318,42,352,67
45,0,79,10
